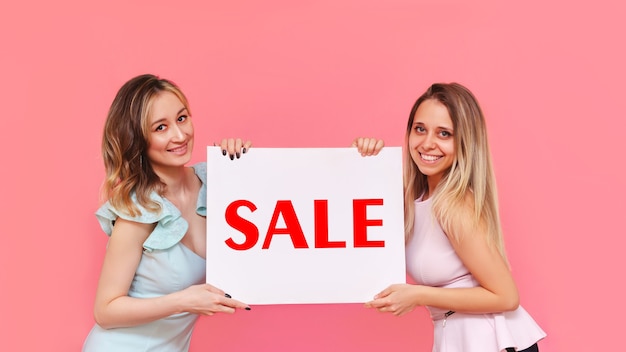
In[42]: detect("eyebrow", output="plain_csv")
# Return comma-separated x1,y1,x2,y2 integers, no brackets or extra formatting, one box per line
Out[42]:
413,121,454,130
150,107,188,128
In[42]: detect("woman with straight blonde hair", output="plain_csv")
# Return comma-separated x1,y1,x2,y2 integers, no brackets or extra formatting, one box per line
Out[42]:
365,83,546,351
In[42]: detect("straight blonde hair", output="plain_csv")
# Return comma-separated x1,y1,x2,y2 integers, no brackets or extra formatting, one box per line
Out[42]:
404,83,508,262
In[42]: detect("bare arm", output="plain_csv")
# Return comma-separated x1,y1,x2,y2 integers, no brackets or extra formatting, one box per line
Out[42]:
433,215,519,313
365,201,518,316
93,218,248,329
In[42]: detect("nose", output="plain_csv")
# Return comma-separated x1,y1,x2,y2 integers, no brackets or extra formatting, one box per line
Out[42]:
170,124,185,141
422,133,436,150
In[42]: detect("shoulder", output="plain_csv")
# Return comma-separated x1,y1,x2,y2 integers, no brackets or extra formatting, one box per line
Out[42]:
192,162,207,185
191,162,207,216
441,191,482,241
107,217,156,245
95,191,188,251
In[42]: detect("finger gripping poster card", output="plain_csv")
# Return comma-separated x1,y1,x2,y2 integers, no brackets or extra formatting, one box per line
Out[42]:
206,147,405,305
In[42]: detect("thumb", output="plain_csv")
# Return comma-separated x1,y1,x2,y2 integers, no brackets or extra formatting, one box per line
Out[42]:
374,286,393,299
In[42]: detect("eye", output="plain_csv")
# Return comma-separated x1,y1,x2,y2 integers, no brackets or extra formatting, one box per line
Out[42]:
177,115,188,123
440,130,452,137
414,125,425,133
155,124,166,132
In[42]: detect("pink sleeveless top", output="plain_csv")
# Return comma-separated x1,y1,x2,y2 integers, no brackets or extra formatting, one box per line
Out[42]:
406,197,546,352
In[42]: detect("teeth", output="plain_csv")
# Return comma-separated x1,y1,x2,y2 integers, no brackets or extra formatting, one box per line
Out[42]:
421,154,441,161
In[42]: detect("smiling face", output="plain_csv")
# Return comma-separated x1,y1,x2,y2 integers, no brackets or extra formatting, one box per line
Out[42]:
145,91,194,171
408,99,455,189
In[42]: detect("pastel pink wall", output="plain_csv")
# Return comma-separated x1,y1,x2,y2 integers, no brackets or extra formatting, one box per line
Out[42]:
1,0,624,351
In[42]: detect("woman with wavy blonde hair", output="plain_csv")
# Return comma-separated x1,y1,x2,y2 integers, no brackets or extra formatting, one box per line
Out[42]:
84,74,382,351
83,74,253,351
366,83,546,352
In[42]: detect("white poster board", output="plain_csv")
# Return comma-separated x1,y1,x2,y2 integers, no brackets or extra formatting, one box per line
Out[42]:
205,147,405,305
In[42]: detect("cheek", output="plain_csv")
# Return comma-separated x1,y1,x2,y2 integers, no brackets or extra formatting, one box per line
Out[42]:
407,134,418,149
147,136,166,151
408,142,421,162
443,141,455,155
186,121,195,135
185,127,195,142
410,152,421,165
407,136,419,151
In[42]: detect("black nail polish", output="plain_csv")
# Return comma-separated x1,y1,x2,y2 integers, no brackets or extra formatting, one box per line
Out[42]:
242,148,247,154
222,149,227,156
245,306,251,311
236,152,241,159
229,154,234,160
225,293,232,298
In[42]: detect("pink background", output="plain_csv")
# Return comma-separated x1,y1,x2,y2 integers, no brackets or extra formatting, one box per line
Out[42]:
1,0,624,351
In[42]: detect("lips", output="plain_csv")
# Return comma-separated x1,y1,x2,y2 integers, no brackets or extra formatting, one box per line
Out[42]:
168,143,188,154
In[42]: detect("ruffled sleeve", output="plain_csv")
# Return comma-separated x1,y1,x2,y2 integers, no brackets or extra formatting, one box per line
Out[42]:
95,163,208,252
95,192,188,252
192,162,207,217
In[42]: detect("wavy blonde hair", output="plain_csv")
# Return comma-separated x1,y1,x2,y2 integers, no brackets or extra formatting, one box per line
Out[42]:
404,83,507,262
101,74,191,217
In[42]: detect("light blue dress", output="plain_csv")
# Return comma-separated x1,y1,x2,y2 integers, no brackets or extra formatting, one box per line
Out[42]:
83,163,208,352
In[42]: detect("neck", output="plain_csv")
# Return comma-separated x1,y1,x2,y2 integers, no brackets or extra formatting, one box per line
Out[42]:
152,164,192,196
425,175,442,200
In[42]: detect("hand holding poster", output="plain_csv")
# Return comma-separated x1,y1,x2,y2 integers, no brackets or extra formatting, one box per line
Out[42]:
205,147,405,305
